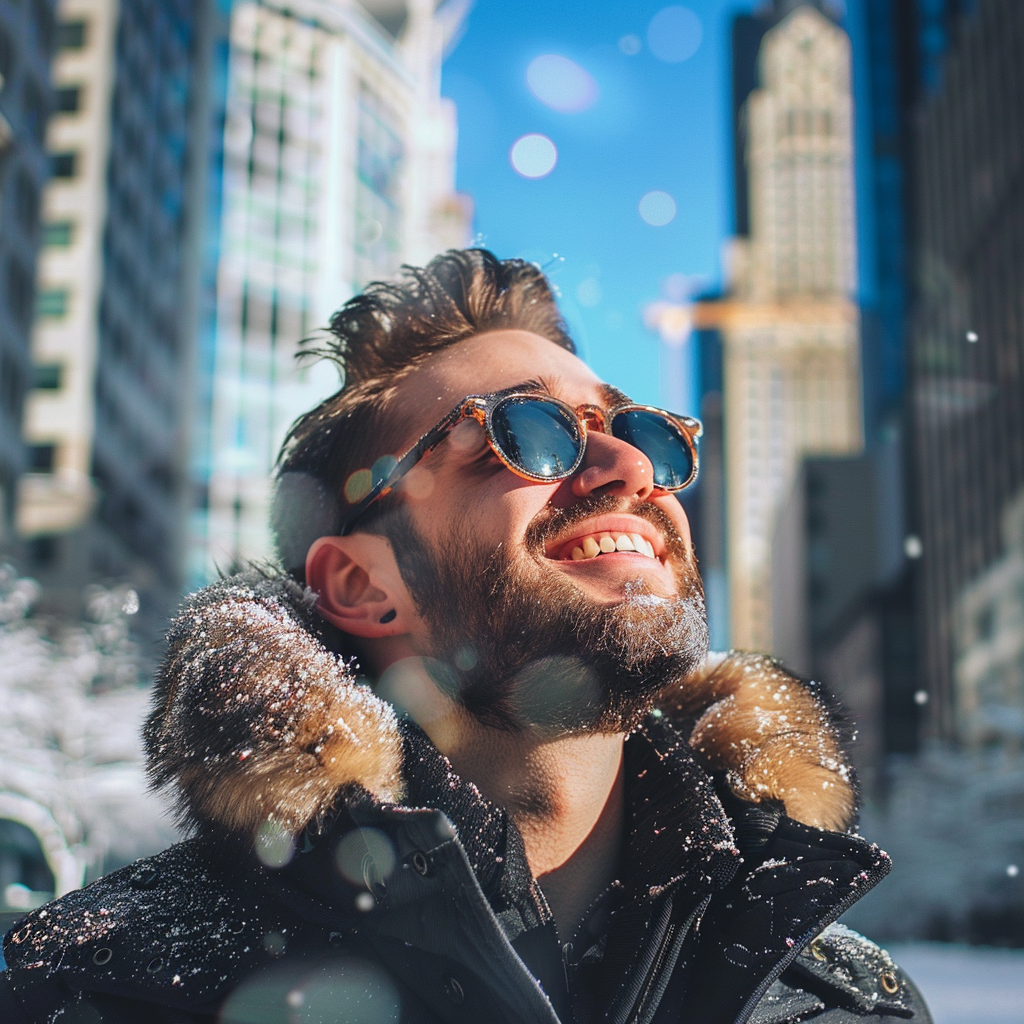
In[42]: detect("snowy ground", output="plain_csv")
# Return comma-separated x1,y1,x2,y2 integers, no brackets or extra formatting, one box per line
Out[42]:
887,943,1024,1024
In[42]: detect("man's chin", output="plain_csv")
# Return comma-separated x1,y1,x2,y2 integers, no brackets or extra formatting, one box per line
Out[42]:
386,504,708,735
543,551,679,600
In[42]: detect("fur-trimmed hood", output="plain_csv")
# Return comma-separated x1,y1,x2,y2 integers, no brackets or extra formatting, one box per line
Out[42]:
145,570,857,843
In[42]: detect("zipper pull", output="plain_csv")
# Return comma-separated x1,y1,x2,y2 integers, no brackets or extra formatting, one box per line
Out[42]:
562,940,574,996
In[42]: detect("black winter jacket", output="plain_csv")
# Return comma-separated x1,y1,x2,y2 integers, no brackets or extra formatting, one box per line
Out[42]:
1,572,931,1024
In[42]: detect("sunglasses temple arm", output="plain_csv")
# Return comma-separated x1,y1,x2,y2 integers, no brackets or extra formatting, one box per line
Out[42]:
338,405,468,535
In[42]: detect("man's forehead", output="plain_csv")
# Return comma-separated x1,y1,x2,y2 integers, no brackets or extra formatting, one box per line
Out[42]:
400,329,626,409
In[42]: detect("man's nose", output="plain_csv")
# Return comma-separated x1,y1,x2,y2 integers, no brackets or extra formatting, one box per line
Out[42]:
570,430,656,501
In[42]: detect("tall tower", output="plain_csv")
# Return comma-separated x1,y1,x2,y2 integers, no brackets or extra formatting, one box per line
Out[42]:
909,0,1024,743
0,0,56,541
190,0,471,586
696,2,863,652
16,0,214,634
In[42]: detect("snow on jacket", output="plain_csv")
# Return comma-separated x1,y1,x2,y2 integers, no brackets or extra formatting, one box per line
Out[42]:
1,569,932,1024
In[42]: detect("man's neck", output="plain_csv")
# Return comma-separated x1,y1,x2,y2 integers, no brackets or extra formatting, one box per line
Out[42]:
425,712,626,944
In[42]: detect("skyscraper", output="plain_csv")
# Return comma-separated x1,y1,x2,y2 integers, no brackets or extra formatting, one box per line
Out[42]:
694,1,863,653
189,0,471,585
909,0,1024,742
0,0,56,540
17,0,214,632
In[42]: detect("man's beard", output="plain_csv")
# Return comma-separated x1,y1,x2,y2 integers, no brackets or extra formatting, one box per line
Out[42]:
381,495,709,734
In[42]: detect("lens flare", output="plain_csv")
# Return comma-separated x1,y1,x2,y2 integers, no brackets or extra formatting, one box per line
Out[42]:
647,6,703,64
639,190,677,226
510,133,558,178
526,54,598,113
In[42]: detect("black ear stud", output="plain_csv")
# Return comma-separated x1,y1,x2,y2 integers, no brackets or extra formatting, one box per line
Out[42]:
379,609,397,624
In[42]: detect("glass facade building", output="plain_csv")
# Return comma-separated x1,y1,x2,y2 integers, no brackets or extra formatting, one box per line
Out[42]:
18,0,214,635
0,0,56,538
190,0,471,586
909,0,1024,742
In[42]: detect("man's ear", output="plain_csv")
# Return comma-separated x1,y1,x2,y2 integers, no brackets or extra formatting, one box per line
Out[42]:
305,535,411,637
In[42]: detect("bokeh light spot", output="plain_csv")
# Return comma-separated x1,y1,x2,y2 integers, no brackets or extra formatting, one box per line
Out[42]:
618,34,642,56
510,134,557,178
647,6,703,64
639,190,677,226
344,468,374,505
576,278,602,307
526,54,598,113
454,645,478,671
335,827,396,891
377,657,455,726
371,454,398,486
221,958,401,1023
255,820,294,869
403,464,435,500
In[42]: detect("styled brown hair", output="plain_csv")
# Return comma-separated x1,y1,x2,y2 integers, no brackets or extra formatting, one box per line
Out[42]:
272,249,574,575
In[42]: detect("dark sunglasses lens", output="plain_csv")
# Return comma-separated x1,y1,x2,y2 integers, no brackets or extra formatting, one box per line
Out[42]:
491,398,581,478
612,410,694,489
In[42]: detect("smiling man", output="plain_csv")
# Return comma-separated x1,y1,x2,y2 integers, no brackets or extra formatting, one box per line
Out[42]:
1,250,930,1024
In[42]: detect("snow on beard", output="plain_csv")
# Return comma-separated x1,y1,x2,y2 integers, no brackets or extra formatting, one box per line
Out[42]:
380,495,709,733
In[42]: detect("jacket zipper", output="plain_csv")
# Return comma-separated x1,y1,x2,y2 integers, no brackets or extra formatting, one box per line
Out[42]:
731,859,890,1024
562,941,574,1004
623,895,710,1024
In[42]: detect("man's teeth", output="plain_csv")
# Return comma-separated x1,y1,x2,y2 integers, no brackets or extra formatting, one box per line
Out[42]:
568,533,657,560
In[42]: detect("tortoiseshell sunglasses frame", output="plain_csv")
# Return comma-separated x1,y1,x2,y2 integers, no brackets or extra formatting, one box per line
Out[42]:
339,391,701,535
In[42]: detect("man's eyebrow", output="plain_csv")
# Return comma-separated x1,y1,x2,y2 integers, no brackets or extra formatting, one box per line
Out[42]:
599,383,632,407
490,377,554,400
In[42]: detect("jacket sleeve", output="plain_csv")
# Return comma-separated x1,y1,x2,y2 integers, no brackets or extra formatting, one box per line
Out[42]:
0,971,213,1024
0,974,34,1024
749,937,933,1024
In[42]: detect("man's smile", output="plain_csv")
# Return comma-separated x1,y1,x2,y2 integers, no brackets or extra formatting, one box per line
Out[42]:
544,514,667,564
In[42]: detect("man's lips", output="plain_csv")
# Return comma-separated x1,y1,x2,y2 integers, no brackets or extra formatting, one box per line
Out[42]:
544,515,667,563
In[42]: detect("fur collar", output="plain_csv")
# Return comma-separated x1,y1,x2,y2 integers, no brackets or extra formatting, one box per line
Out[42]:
145,570,856,842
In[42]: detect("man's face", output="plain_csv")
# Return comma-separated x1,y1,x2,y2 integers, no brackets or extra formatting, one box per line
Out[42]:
373,330,708,732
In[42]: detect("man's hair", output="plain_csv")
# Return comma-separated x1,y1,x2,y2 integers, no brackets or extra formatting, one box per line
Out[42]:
273,248,574,576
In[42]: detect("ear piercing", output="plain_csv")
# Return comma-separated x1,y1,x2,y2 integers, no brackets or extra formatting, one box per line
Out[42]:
379,609,397,624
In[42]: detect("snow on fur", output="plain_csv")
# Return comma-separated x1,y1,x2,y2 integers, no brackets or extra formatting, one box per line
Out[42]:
147,572,856,841
145,572,404,838
658,652,857,832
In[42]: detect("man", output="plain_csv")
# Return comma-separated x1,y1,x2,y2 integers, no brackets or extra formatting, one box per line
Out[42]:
2,250,930,1023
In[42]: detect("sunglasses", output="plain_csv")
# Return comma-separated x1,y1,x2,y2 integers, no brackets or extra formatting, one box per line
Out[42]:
340,391,701,535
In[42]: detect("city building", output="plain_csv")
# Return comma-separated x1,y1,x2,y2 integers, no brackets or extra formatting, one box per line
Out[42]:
17,0,215,634
695,1,863,653
954,488,1024,749
908,0,1024,741
0,0,56,542
0,567,173,927
189,0,472,586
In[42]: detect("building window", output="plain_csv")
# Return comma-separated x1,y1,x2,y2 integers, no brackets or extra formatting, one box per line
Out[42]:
42,220,74,247
28,535,57,566
23,77,48,144
56,20,87,50
0,24,13,82
50,152,77,178
29,444,56,473
32,363,63,389
32,0,55,52
14,168,39,235
6,256,34,328
54,85,82,114
36,288,69,318
0,352,24,414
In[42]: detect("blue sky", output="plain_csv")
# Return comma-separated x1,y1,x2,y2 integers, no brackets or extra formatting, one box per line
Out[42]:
441,0,757,410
